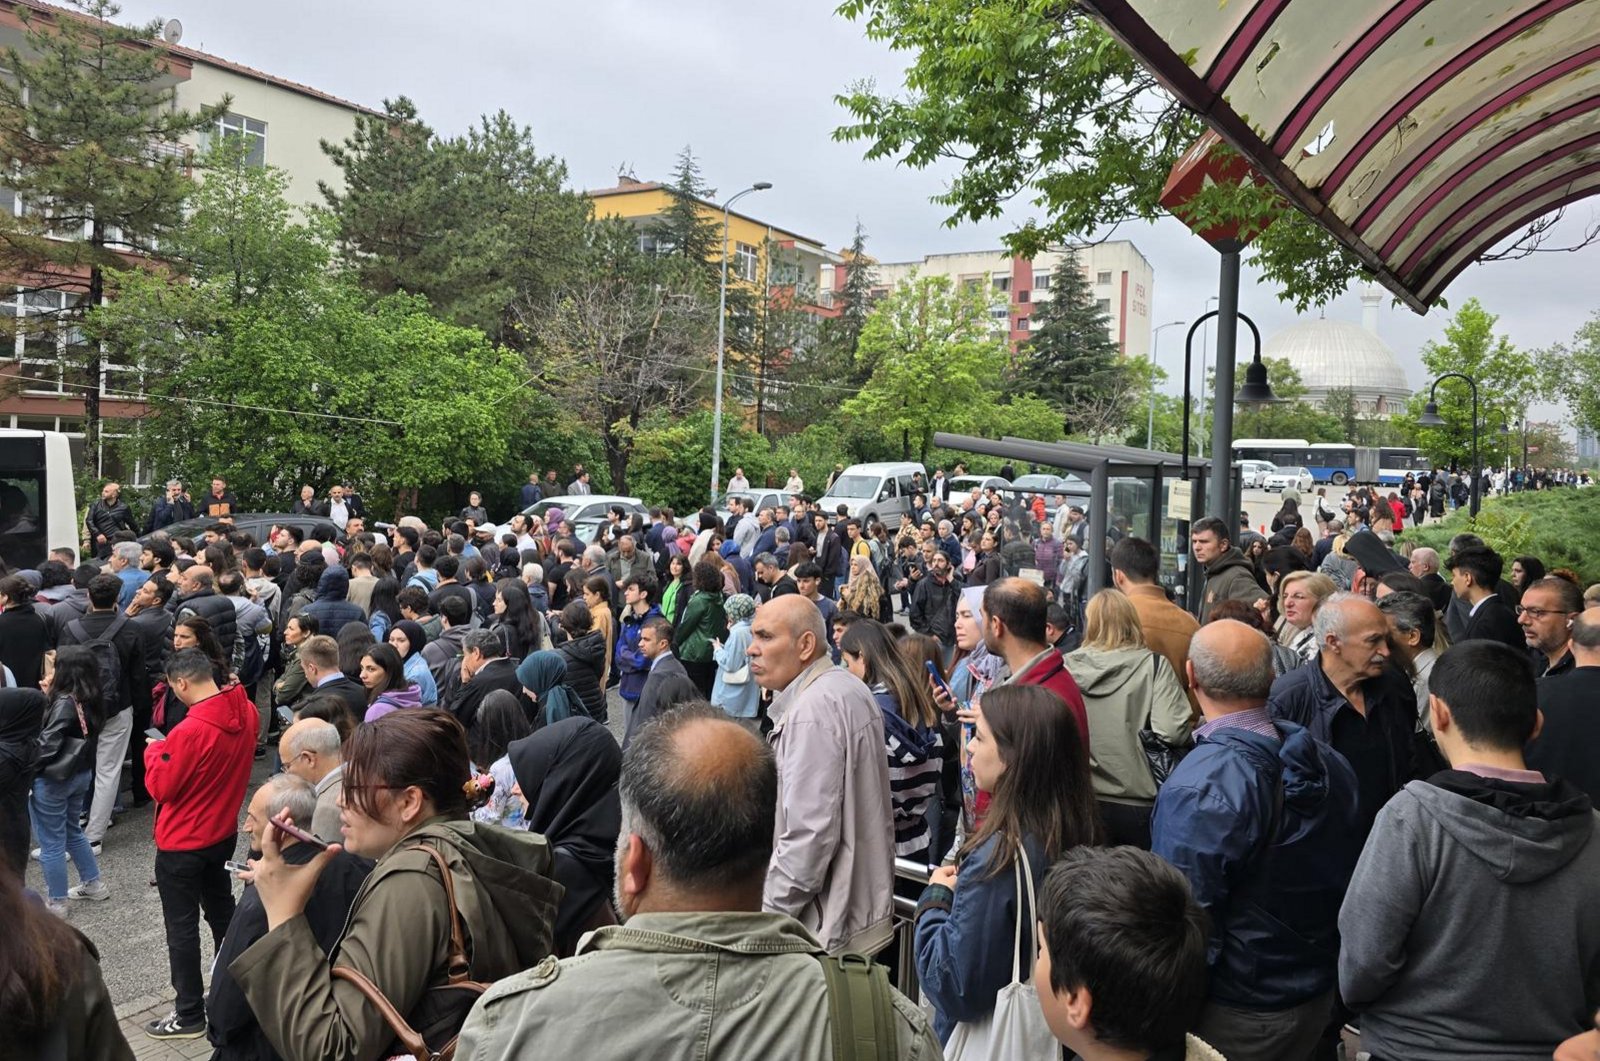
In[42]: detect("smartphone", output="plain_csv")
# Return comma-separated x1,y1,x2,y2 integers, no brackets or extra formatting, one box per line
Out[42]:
271,817,330,851
224,860,250,875
145,727,166,742
275,704,296,728
925,660,955,701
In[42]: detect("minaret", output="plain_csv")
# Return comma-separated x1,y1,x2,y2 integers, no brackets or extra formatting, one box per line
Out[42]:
1360,283,1382,336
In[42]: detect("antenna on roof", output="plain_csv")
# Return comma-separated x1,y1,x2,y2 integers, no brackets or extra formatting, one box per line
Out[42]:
617,161,637,182
161,18,183,44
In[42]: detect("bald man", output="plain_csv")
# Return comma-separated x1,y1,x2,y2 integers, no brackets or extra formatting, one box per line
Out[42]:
1153,620,1362,1061
750,595,894,956
279,718,345,842
1527,605,1600,802
1268,593,1418,836
173,563,244,674
457,705,939,1057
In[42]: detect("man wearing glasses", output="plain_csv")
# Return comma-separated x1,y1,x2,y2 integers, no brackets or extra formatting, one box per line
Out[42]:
1517,576,1582,677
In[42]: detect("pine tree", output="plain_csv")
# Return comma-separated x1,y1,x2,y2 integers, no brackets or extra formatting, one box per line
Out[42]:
647,145,721,285
832,221,879,382
1009,248,1132,434
0,0,226,473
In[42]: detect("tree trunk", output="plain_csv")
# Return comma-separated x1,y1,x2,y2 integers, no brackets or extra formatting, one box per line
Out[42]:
604,428,629,496
84,228,105,479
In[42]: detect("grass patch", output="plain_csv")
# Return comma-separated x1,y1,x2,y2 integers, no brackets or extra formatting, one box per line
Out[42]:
1401,488,1600,584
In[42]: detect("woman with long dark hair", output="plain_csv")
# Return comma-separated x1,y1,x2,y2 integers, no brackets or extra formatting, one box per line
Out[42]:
31,647,107,913
0,868,130,1056
659,554,692,625
914,683,1101,1044
337,621,375,683
468,689,533,829
0,574,50,689
366,576,401,643
839,620,944,866
359,643,420,721
491,578,539,660
673,561,727,698
238,710,561,1059
507,715,622,957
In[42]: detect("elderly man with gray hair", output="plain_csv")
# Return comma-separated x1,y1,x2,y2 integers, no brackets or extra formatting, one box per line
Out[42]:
1267,592,1419,838
206,773,370,1059
1405,545,1451,612
108,539,149,608
1152,619,1362,1061
278,718,345,842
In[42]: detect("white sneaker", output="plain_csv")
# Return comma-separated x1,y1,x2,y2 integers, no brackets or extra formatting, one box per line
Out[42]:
68,878,110,901
45,898,70,918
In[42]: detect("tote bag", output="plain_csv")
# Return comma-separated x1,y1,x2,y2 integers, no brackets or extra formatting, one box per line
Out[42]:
942,846,1058,1061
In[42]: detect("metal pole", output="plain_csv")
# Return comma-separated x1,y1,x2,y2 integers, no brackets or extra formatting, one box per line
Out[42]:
1209,247,1243,522
709,183,770,505
1147,321,1184,449
1196,295,1217,459
1469,380,1481,517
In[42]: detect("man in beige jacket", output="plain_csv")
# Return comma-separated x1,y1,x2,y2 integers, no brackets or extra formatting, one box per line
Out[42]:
456,707,938,1058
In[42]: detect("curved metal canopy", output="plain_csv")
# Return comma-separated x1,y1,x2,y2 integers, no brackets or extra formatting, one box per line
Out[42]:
1082,0,1600,311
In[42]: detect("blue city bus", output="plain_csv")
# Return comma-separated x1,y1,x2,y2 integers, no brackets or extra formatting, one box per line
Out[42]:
1376,447,1430,486
1233,439,1421,487
1305,443,1358,485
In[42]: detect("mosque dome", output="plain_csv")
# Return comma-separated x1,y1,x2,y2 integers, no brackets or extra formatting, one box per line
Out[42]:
1262,303,1412,417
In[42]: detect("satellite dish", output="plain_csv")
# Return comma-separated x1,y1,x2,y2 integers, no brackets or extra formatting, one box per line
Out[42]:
162,18,183,44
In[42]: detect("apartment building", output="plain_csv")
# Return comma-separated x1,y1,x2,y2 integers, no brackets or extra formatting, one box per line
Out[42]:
0,0,376,482
836,241,1156,360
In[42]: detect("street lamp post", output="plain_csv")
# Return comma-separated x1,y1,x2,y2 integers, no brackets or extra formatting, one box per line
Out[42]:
1180,309,1277,524
1196,295,1218,459
709,181,773,504
1416,372,1481,517
1147,320,1187,448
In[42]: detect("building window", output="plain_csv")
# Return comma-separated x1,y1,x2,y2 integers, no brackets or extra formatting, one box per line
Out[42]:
1096,270,1112,285
215,112,267,167
1096,298,1112,315
992,276,1011,292
1017,290,1029,303
1017,317,1030,331
637,232,663,256
734,241,759,282
989,306,1010,321
1034,273,1051,290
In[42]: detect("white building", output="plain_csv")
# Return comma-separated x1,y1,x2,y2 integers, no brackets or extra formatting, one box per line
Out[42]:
840,241,1156,360
1261,287,1412,415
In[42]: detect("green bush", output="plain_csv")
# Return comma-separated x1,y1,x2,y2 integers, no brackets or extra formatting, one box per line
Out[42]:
629,410,773,514
1402,489,1600,584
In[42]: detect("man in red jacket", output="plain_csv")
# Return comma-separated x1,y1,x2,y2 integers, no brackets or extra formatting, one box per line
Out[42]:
982,578,1089,740
142,648,258,1040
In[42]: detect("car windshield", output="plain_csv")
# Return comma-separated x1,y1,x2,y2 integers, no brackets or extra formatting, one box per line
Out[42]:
1011,475,1058,489
825,475,879,499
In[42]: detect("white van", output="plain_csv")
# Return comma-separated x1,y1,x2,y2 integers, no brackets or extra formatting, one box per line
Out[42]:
816,461,927,532
0,429,79,569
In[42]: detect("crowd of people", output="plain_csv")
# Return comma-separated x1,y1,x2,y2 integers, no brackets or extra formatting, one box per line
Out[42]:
1,464,1598,1061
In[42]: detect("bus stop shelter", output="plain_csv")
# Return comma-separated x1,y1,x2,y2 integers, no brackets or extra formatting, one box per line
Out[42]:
934,432,1222,613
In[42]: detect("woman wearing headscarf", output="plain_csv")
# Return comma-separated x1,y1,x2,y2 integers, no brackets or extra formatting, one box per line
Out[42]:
508,717,622,956
515,650,582,729
385,619,439,706
711,593,759,729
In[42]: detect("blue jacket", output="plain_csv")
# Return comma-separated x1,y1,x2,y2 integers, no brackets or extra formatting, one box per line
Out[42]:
301,566,367,633
711,618,759,718
914,832,1048,1043
614,604,660,702
1152,720,1363,1010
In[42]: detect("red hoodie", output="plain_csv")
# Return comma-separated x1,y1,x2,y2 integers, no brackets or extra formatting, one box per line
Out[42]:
144,683,258,851
1014,648,1089,741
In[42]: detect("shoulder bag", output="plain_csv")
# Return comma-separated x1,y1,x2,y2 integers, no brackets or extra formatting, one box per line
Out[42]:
1138,653,1190,787
331,843,493,1061
942,845,1058,1061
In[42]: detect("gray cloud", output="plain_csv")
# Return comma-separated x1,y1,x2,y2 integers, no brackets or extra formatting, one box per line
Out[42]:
127,0,1590,425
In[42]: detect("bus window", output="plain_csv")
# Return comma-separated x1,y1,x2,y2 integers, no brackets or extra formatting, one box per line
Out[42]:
0,431,77,569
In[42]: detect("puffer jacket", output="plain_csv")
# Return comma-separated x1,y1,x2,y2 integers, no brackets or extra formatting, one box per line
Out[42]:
175,589,242,673
558,630,608,720
615,604,659,702
300,566,367,633
1065,645,1193,804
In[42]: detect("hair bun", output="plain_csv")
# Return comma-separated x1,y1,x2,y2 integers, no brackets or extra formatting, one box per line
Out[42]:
464,773,495,809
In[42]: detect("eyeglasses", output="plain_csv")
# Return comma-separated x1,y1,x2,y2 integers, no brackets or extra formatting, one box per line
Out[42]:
1515,605,1574,619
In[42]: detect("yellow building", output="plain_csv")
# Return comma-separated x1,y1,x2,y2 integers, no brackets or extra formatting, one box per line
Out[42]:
586,175,842,311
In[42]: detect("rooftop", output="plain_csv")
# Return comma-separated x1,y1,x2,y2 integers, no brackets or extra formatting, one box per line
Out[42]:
585,175,831,252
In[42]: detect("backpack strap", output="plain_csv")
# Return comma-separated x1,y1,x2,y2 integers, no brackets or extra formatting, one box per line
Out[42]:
817,952,897,1061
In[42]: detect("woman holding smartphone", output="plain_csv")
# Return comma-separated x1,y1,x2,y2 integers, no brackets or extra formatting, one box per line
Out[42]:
235,709,561,1059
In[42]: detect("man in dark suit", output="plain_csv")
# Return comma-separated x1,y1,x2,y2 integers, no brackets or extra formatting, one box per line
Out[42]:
1442,533,1521,641
624,617,698,749
444,629,528,730
1449,545,1523,650
1528,605,1600,803
1407,546,1452,612
296,635,368,728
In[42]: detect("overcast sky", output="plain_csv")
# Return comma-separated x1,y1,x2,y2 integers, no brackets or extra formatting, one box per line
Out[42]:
122,0,1593,424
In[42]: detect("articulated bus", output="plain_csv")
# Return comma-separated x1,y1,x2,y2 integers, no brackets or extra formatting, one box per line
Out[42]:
0,429,79,570
1232,439,1430,487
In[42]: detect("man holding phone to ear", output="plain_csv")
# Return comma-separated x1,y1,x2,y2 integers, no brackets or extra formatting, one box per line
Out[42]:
142,648,259,1041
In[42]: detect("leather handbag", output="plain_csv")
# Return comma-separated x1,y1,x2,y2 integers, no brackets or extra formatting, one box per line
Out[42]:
1138,654,1189,787
40,697,90,783
331,843,491,1061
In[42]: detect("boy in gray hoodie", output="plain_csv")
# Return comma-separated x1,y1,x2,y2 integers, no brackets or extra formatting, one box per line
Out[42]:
1339,639,1600,1061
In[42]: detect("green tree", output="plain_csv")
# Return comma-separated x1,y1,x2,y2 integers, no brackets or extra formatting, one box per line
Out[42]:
1544,311,1600,454
90,142,523,511
1398,299,1534,469
525,218,716,494
833,1,1369,311
321,99,590,346
1321,388,1361,441
828,221,880,378
0,0,227,472
629,409,773,514
646,146,723,281
1230,358,1345,442
841,274,1049,462
1010,250,1136,437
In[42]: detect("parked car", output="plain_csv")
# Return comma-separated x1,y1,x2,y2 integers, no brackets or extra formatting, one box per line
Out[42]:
713,488,785,527
1235,459,1276,489
518,494,646,526
947,475,1010,500
1263,467,1314,493
1007,472,1090,522
816,462,927,531
140,513,341,546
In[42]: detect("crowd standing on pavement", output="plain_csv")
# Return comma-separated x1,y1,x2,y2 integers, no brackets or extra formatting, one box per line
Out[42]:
2,463,1599,1061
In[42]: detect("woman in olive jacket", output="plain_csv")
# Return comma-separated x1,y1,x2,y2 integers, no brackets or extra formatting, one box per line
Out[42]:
672,561,727,698
235,710,561,1061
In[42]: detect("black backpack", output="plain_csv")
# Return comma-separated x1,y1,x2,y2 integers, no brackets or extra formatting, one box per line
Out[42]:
68,615,127,709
